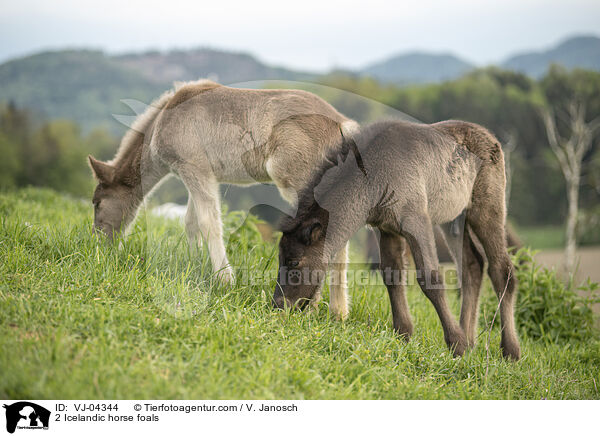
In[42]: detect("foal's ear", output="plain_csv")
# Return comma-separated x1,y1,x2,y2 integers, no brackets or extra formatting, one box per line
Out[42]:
88,155,115,183
299,219,323,246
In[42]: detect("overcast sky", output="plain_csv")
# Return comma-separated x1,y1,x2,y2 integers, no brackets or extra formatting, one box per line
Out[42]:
1,0,599,71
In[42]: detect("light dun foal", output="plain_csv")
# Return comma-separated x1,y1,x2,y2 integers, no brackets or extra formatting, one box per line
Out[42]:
88,79,357,319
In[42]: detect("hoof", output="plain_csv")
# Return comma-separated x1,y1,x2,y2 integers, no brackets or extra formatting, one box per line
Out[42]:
216,267,235,284
396,330,412,343
501,338,521,361
330,308,349,321
329,297,349,321
446,329,468,357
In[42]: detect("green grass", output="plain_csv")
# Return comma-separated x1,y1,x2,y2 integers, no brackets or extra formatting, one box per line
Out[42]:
1,187,599,399
517,225,565,250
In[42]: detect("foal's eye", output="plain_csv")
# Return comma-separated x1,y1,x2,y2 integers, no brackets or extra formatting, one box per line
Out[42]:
287,260,300,268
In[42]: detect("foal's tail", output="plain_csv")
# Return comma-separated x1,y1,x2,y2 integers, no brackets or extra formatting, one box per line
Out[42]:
338,120,367,178
340,119,360,139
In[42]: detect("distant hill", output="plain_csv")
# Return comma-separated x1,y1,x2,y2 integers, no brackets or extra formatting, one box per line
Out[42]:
502,35,600,77
360,52,474,84
0,48,313,132
115,48,313,85
0,50,163,132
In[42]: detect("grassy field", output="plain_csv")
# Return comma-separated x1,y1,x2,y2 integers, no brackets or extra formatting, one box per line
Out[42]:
516,225,565,250
1,188,599,399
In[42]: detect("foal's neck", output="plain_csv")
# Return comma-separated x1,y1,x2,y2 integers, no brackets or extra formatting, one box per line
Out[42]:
116,127,170,201
313,167,372,261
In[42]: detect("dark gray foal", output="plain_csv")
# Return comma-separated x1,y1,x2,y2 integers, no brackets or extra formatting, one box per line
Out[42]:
273,119,521,360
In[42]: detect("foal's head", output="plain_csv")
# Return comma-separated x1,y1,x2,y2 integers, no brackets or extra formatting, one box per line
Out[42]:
88,155,141,241
273,206,329,311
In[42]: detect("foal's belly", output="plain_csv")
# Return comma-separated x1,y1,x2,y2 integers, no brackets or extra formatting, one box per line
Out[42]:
427,175,476,225
202,137,271,185
426,145,479,225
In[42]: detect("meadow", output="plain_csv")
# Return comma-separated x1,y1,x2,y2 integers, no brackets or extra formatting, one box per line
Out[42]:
1,188,599,399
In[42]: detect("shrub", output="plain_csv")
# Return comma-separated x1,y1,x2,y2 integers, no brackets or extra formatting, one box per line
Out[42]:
481,248,599,343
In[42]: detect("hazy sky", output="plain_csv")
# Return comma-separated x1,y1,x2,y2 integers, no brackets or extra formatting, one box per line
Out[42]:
1,0,599,71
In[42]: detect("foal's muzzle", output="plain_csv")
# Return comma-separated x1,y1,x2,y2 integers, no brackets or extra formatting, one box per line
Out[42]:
272,295,286,309
271,292,310,311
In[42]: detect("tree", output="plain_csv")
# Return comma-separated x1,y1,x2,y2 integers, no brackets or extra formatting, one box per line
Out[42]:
501,130,518,207
540,67,600,273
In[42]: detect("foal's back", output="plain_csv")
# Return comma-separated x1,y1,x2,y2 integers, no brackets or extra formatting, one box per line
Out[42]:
358,120,487,225
151,82,351,186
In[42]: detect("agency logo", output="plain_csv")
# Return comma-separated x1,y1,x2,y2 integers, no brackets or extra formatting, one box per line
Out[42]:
3,402,50,434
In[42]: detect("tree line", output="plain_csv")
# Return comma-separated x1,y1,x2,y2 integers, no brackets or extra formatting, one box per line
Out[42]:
0,101,116,197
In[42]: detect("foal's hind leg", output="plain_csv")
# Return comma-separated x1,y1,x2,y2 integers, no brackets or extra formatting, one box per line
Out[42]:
467,173,520,360
379,231,413,339
440,219,485,348
402,215,467,356
459,228,485,347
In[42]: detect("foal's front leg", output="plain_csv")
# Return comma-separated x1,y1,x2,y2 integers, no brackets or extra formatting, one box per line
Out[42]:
329,242,350,320
184,196,201,251
402,215,467,356
379,232,412,338
182,177,234,283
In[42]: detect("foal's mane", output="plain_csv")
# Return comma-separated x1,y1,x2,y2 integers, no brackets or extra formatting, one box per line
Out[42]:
109,79,220,171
